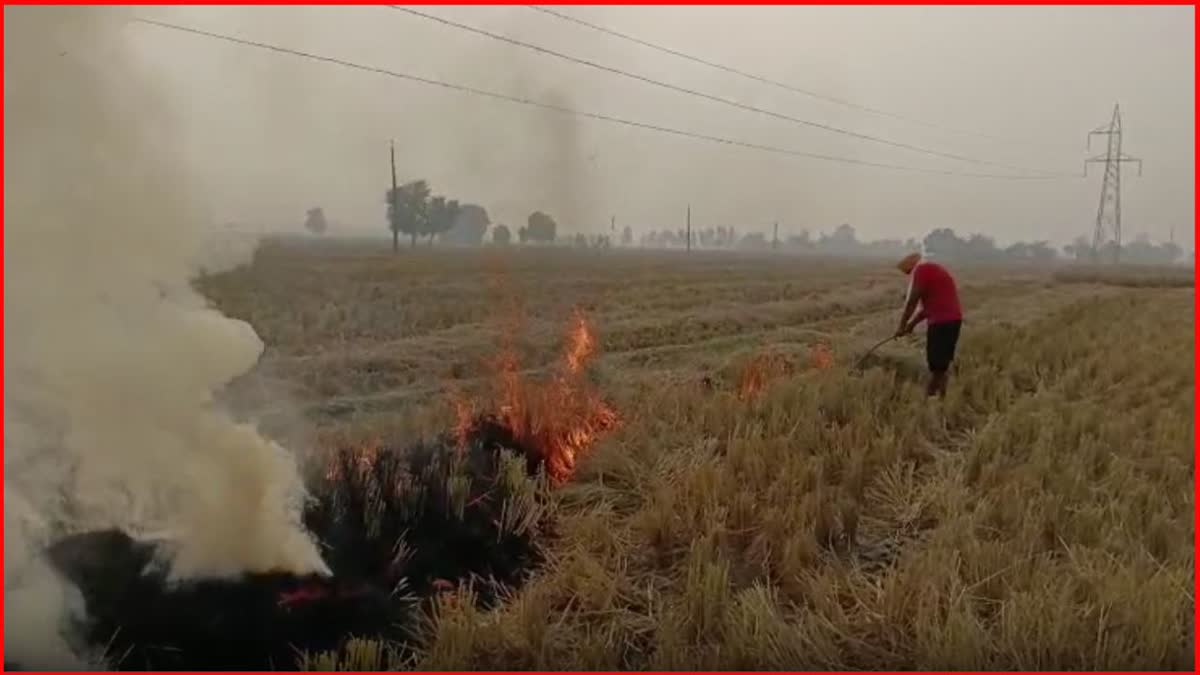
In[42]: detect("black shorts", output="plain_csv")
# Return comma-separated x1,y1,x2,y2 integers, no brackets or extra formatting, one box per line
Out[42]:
926,320,962,373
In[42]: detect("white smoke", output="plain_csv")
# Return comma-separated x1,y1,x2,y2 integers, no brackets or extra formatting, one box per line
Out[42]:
4,6,327,668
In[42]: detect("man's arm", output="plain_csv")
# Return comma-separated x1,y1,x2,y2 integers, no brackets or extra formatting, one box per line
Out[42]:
896,279,922,336
903,309,927,334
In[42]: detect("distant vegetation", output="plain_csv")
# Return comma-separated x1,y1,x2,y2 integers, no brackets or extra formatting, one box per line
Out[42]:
304,207,328,236
370,178,1189,265
385,180,480,251
519,211,557,244
1062,234,1185,266
639,222,1188,266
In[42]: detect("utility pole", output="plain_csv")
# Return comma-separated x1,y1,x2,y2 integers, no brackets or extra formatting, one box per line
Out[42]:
389,140,399,254
686,205,692,253
1086,104,1142,264
772,221,779,250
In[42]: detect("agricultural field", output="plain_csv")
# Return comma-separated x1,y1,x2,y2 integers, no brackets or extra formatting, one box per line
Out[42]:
200,241,1194,670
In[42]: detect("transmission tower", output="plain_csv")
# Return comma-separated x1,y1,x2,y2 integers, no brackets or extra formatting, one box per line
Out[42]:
1085,104,1142,263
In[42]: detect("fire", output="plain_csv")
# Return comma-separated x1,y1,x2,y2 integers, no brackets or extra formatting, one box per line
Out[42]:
277,585,330,609
324,303,617,489
737,351,795,401
276,582,372,610
810,341,834,369
460,307,618,484
325,438,383,482
563,308,596,375
736,342,835,400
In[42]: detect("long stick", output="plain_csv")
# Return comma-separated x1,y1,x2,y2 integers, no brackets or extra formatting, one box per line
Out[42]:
853,335,896,370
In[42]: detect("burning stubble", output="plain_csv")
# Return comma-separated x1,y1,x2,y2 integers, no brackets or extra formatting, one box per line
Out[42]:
43,306,620,670
4,6,325,667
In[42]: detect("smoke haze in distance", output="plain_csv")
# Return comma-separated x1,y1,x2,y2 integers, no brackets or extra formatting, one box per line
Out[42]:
4,6,327,667
126,5,1193,248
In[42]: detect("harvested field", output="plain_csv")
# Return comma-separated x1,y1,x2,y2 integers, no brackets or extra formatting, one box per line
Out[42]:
181,243,1193,669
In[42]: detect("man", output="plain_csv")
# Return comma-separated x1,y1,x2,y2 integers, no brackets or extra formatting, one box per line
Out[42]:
895,252,962,398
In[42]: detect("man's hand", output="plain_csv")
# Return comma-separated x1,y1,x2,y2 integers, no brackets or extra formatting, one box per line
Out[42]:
894,322,913,338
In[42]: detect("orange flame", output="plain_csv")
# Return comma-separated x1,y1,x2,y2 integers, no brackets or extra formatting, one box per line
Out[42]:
324,441,379,482
563,308,596,375
277,586,330,608
737,351,795,401
439,303,618,485
809,341,834,369
449,386,475,449
480,307,618,484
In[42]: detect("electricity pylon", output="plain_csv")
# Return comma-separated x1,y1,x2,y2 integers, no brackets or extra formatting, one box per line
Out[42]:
1085,104,1142,263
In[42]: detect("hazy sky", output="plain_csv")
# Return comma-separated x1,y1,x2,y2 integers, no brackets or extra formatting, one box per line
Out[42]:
124,5,1194,249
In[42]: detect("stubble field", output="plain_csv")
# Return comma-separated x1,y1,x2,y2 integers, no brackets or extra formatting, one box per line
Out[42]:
200,241,1194,670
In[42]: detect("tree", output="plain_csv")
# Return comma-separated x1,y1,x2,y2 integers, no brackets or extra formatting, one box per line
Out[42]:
386,179,431,250
424,196,461,246
814,223,859,255
621,225,633,246
1028,241,1057,263
1005,240,1056,263
492,224,512,246
830,223,857,245
1123,235,1184,265
786,228,812,250
1063,235,1092,261
923,228,964,259
715,226,730,247
522,211,558,244
304,207,328,235
964,233,1000,261
441,203,491,246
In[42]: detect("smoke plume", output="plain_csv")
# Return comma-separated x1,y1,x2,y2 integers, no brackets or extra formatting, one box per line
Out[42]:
4,6,326,667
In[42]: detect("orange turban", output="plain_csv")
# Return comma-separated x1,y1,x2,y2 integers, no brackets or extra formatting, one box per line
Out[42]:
897,252,921,274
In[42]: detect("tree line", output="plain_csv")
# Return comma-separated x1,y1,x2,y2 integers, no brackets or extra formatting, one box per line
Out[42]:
636,222,1186,265
305,182,1189,265
383,180,573,251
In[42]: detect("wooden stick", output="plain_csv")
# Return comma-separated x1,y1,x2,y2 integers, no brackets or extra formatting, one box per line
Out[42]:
853,335,897,370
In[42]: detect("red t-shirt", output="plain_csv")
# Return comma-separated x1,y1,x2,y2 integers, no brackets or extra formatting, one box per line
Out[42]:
911,261,962,325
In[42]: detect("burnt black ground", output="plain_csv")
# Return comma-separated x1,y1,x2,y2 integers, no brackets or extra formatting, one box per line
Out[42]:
304,416,548,602
43,420,552,671
48,529,408,671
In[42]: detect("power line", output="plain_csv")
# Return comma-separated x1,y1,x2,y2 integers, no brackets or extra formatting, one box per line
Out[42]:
388,6,1072,178
525,5,1030,147
130,17,1067,181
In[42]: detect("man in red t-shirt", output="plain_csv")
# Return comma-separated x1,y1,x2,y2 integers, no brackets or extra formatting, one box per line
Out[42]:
894,253,963,398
